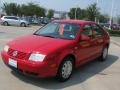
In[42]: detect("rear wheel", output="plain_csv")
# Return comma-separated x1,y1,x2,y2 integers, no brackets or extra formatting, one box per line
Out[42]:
3,21,8,26
56,56,74,82
20,23,26,27
99,47,108,61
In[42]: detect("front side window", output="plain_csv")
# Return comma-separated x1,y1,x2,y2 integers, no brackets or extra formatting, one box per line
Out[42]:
11,17,18,20
34,22,80,40
82,24,92,38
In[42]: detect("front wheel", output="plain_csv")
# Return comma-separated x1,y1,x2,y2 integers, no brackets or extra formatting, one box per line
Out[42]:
99,47,108,61
56,57,74,82
3,21,8,26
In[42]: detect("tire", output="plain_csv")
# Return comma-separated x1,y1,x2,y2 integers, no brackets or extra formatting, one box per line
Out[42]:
99,47,108,61
3,21,8,26
56,56,74,82
20,23,26,27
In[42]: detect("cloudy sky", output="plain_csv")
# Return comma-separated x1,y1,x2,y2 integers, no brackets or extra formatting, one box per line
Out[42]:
0,0,120,17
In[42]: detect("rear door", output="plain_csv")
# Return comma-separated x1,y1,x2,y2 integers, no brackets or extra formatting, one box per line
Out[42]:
3,17,12,25
91,24,105,56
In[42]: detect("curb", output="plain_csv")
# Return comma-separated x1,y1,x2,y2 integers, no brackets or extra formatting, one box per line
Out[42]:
111,40,120,47
0,39,13,42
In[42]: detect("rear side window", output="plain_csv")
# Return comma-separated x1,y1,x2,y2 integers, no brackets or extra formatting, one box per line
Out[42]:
4,17,9,19
92,24,104,37
4,17,18,20
4,17,12,19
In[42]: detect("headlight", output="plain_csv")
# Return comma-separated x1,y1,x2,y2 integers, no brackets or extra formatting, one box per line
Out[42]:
29,53,46,62
4,45,9,52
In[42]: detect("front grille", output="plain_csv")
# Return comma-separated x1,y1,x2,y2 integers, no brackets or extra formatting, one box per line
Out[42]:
8,48,30,60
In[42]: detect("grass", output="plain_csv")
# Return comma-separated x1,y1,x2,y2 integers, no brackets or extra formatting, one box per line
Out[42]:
107,30,120,37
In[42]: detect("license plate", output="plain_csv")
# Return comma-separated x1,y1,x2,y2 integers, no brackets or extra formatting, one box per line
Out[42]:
8,58,17,68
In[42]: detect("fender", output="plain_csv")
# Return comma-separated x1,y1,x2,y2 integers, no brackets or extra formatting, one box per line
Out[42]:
56,47,76,67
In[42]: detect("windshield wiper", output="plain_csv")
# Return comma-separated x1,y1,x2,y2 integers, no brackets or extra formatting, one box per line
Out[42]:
33,33,39,35
33,33,56,38
42,35,56,38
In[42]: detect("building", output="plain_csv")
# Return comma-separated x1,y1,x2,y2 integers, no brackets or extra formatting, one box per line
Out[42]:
54,11,69,19
0,11,6,17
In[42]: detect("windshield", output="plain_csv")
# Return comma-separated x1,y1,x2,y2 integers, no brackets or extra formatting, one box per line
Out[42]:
34,22,80,40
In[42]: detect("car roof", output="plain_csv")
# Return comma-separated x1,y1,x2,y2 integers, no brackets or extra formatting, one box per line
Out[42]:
53,19,95,25
3,16,18,18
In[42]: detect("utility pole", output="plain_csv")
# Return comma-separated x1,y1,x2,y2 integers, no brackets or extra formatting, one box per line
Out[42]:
0,0,1,12
95,0,99,23
96,0,99,4
109,0,114,29
0,0,1,17
75,6,78,20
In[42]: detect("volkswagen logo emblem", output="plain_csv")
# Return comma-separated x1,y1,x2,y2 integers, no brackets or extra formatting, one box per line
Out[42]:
13,51,18,57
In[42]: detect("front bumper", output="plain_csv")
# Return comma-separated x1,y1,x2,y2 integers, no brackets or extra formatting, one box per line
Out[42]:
1,51,57,78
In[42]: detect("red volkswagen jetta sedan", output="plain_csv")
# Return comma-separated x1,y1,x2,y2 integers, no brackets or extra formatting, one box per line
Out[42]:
1,20,110,82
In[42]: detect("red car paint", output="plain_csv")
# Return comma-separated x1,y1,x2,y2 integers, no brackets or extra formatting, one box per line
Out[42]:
1,20,110,78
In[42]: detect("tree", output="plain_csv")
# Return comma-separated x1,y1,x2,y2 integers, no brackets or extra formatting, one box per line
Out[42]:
68,7,87,20
68,7,82,19
2,3,20,16
2,2,46,17
68,8,76,19
86,3,100,21
20,3,46,17
80,9,87,20
47,9,54,18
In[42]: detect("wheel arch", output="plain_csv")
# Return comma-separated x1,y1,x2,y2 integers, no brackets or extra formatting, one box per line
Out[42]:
64,54,76,65
106,43,110,48
56,53,76,81
57,52,76,69
3,21,9,25
104,43,110,49
20,22,26,26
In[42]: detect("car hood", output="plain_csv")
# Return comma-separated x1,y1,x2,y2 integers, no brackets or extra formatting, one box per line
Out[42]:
8,35,74,54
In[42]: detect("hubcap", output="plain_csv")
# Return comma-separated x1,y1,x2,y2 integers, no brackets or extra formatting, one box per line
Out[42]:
103,48,108,59
4,22,7,26
62,61,73,79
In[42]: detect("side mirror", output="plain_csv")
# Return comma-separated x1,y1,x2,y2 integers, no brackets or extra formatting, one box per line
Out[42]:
81,36,90,41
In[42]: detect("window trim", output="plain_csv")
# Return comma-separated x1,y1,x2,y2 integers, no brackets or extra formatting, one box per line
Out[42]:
81,24,93,39
91,23,104,38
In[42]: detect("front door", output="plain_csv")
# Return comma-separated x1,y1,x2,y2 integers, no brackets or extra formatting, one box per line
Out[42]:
75,24,96,66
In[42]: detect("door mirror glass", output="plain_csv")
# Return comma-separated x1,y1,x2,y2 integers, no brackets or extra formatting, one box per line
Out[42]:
81,36,90,41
